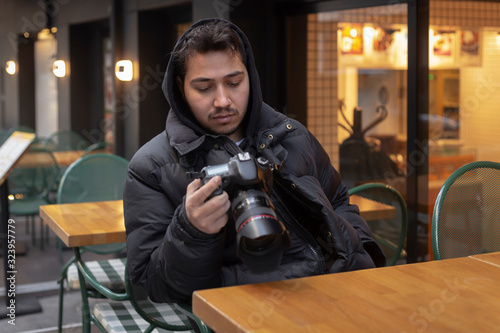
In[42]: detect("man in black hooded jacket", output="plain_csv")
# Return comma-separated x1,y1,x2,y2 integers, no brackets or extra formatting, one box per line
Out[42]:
124,18,385,304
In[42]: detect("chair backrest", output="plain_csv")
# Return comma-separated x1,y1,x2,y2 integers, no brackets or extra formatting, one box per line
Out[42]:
432,161,500,260
57,153,129,204
42,129,90,151
82,141,112,156
348,182,408,266
8,147,59,200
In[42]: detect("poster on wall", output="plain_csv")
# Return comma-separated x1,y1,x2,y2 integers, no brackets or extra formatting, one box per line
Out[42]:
433,30,455,56
340,24,363,55
371,26,403,67
430,29,456,68
372,27,396,54
460,30,482,66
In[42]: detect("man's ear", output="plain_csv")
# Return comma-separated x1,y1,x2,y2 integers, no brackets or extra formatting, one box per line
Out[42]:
176,76,185,98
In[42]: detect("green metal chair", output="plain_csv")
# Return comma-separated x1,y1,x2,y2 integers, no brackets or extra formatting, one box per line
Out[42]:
8,146,59,249
432,161,500,260
56,153,129,332
348,182,408,266
75,257,211,333
41,129,90,151
41,130,91,186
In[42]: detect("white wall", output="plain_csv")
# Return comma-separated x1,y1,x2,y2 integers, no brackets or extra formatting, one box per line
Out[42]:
460,31,500,162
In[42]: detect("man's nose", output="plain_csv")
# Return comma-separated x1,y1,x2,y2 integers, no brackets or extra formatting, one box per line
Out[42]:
214,86,231,108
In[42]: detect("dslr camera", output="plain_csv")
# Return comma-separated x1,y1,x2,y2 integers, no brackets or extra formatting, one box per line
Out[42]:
189,152,290,273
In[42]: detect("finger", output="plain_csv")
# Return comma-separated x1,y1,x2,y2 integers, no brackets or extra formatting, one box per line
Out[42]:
186,178,202,195
195,176,223,202
191,190,229,221
198,201,230,233
206,191,231,215
188,191,230,233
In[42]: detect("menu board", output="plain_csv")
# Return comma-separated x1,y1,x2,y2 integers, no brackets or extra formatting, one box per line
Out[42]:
0,131,36,185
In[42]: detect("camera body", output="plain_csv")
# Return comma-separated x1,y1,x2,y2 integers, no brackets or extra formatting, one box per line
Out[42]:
189,152,290,273
196,152,273,199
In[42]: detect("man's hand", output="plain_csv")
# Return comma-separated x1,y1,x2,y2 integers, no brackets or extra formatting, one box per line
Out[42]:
185,176,231,234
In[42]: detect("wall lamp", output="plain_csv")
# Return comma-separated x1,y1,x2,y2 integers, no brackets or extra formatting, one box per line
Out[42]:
6,61,16,75
115,60,133,81
53,60,66,77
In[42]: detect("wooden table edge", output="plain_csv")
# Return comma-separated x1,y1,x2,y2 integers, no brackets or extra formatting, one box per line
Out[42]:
193,291,245,333
39,204,71,246
468,253,500,268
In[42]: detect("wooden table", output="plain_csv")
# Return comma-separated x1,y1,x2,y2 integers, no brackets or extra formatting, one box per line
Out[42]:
350,195,395,220
193,252,500,333
16,150,84,168
52,150,85,166
40,200,125,247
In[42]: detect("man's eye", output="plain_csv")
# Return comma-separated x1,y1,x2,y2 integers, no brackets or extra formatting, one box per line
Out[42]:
196,86,211,92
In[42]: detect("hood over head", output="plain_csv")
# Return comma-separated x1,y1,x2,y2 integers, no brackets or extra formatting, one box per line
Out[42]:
162,18,263,139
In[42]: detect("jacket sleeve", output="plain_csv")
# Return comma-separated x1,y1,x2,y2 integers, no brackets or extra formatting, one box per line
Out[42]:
124,153,227,303
310,133,386,267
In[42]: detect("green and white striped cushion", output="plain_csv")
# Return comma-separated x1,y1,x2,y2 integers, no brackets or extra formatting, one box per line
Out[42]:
94,300,195,333
67,258,126,290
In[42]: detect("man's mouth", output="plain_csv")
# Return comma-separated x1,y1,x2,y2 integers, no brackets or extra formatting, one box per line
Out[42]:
213,114,234,124
211,110,238,124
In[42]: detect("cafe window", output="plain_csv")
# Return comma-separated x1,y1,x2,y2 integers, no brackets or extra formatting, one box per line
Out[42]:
427,0,500,259
292,4,408,191
285,0,500,262
428,1,500,163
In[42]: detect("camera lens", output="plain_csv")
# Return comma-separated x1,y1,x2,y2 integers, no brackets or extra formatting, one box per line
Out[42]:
240,235,280,254
232,189,291,273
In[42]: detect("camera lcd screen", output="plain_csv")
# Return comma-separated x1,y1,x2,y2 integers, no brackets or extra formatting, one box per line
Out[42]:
206,164,229,176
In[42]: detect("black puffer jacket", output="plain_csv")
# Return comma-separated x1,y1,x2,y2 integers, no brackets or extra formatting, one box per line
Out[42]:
124,18,385,303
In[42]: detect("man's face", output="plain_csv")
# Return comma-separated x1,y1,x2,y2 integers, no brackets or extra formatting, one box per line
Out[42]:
179,50,250,142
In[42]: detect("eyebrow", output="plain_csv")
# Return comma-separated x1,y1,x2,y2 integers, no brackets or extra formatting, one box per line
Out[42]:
190,71,244,83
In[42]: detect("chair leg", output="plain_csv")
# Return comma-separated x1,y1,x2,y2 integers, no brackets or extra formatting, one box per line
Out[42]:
45,223,50,245
31,216,36,246
58,277,65,333
57,238,63,263
40,217,45,251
